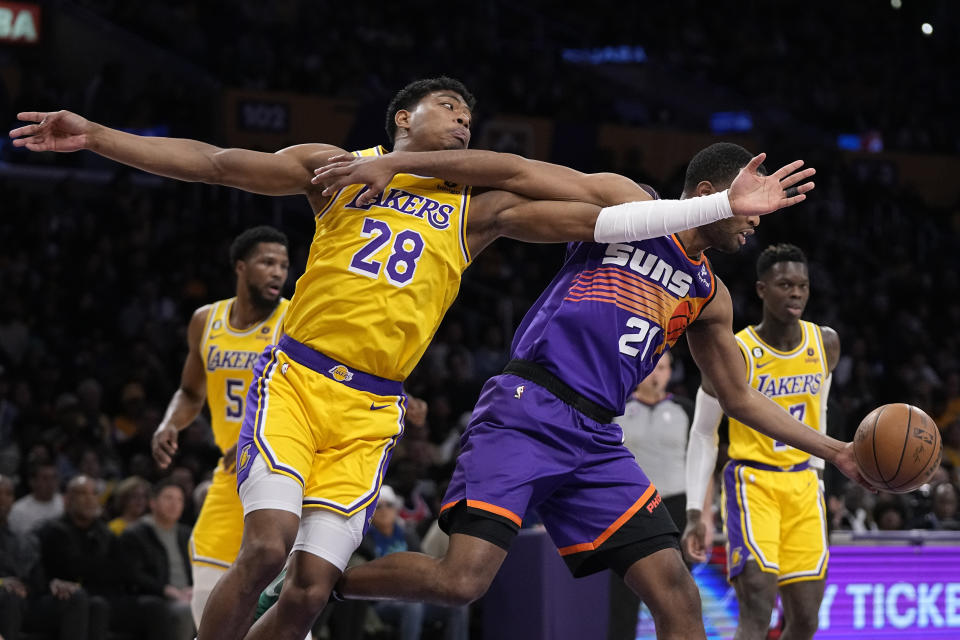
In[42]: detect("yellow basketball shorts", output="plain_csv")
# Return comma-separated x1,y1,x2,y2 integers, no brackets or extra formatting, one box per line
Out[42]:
190,464,243,569
235,335,406,516
721,459,828,585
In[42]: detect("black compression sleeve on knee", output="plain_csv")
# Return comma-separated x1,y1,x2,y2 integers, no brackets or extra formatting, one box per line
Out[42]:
599,533,681,578
443,501,518,551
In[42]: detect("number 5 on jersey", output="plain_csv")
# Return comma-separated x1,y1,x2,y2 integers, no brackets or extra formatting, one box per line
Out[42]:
225,378,245,422
349,217,425,287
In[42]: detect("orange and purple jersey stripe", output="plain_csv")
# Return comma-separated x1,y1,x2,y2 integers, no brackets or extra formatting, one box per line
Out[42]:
510,235,715,415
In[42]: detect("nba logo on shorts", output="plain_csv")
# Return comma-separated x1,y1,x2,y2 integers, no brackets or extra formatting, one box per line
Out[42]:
238,444,252,472
329,365,354,382
514,385,525,399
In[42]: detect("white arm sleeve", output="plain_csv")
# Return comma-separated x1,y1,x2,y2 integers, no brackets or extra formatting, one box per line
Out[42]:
809,374,832,471
594,190,734,243
686,387,724,512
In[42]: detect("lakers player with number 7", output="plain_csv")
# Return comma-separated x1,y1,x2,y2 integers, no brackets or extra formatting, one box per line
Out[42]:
150,227,290,628
12,77,817,640
682,244,837,640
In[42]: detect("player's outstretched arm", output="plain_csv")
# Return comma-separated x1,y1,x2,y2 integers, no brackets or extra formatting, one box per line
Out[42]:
313,149,622,206
685,280,870,489
10,110,344,196
152,306,210,470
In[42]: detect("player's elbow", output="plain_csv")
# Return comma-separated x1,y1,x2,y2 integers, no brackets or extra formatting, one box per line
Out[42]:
204,150,232,185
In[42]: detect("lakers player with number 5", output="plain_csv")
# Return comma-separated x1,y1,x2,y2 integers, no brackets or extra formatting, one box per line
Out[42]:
12,76,819,640
151,226,290,627
682,244,838,640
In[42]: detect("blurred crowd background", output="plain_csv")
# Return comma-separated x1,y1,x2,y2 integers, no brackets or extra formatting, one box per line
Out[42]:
1,1,959,638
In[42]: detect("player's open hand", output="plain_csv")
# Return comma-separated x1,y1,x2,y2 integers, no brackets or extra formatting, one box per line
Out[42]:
312,153,400,206
728,153,816,217
9,110,93,153
681,515,709,565
151,422,179,469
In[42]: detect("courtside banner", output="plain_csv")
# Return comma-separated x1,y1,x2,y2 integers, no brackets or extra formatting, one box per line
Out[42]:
638,544,960,639
815,545,960,638
0,1,40,44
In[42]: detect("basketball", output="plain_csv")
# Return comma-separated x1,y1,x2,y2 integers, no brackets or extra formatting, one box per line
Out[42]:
853,403,942,493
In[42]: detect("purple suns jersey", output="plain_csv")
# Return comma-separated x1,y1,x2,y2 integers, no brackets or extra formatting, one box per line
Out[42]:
511,235,717,415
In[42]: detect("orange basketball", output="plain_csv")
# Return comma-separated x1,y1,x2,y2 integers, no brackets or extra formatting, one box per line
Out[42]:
853,403,942,493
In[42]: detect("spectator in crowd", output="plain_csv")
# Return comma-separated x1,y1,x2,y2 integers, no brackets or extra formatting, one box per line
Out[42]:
1,473,87,640
828,483,876,533
913,482,959,531
120,479,194,640
0,474,31,640
168,466,198,525
358,485,468,640
9,461,63,536
873,497,908,531
75,378,112,447
107,475,150,535
112,381,151,454
34,474,191,639
942,420,960,485
33,475,113,639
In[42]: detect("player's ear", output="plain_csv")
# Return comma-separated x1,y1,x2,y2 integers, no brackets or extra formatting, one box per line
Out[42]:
755,279,765,299
695,180,715,197
394,109,411,138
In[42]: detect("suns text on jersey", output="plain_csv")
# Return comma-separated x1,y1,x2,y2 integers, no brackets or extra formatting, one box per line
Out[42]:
206,346,260,372
755,372,823,397
602,243,694,297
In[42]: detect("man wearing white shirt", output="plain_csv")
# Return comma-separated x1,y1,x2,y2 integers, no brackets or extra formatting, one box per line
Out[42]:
9,461,63,536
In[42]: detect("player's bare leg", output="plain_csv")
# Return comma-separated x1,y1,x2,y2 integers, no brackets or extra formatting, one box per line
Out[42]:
338,533,507,606
779,579,825,640
197,509,299,640
731,561,778,640
622,547,705,640
246,550,341,640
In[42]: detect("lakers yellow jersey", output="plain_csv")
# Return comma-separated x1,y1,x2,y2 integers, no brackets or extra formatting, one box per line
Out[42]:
727,320,829,467
202,297,289,453
283,145,472,381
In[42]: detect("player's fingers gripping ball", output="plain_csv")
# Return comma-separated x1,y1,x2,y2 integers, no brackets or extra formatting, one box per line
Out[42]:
853,403,942,493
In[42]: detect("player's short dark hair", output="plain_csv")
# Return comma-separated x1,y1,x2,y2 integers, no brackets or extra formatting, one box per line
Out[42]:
756,243,808,278
683,142,765,195
229,226,288,265
385,76,477,144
